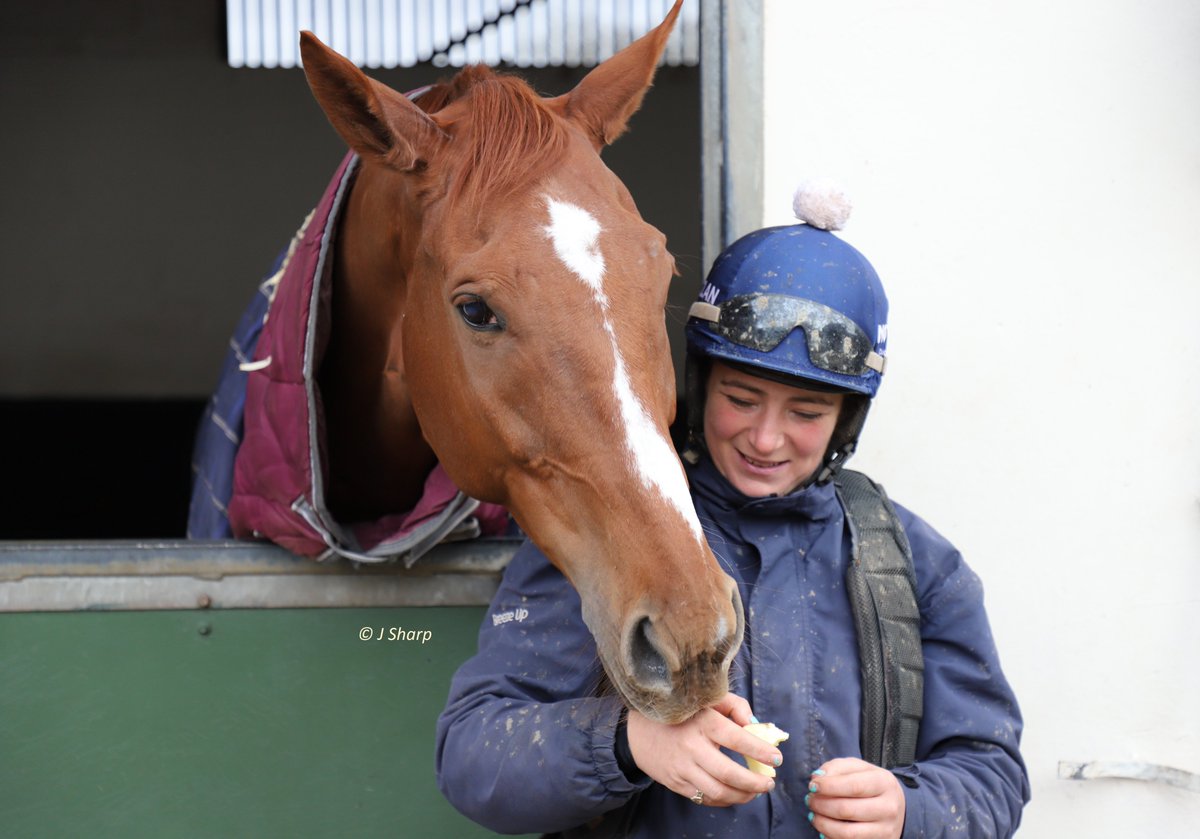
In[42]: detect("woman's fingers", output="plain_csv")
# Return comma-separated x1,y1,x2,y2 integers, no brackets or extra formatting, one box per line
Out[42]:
684,757,775,807
806,759,906,839
697,748,776,797
701,712,785,776
627,695,782,808
708,692,754,724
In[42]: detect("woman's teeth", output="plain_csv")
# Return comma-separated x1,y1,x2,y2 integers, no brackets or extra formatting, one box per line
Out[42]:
743,454,782,469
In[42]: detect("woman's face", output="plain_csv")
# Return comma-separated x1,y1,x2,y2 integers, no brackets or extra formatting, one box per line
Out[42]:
703,361,843,497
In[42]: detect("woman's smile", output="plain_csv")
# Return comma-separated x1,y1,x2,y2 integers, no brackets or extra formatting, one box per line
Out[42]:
703,362,843,497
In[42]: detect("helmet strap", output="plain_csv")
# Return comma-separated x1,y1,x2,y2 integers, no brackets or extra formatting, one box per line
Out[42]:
816,395,871,484
682,354,711,462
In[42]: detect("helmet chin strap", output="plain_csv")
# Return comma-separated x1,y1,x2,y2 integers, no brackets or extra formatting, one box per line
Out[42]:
681,354,710,464
815,442,857,484
815,395,870,485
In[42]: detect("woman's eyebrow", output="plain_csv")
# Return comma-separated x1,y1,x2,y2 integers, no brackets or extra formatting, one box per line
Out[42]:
718,377,767,396
788,394,838,406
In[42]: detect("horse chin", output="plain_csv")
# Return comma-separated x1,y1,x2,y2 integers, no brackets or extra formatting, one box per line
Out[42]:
589,625,737,725
608,658,732,725
576,562,745,725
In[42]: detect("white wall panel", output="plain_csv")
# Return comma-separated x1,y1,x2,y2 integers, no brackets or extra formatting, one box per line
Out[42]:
758,1,1200,835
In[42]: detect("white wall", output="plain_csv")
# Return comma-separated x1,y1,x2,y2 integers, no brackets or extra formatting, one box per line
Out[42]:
760,1,1200,834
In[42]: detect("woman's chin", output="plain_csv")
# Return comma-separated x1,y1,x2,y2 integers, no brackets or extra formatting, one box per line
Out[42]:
730,469,788,498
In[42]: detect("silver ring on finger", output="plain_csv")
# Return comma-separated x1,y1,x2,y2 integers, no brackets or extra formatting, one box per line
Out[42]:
689,789,705,805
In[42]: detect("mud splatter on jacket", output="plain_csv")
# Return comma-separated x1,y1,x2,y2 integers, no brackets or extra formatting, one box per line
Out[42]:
436,454,1029,837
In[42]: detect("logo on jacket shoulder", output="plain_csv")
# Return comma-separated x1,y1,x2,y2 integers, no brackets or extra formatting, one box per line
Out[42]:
491,607,530,626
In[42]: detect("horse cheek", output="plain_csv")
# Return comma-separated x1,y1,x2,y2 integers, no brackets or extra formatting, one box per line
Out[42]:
407,324,507,503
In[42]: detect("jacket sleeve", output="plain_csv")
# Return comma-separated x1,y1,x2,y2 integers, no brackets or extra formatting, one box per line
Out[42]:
435,540,651,835
892,506,1031,838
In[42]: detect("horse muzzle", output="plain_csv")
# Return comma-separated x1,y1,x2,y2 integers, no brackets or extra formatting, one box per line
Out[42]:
614,576,745,724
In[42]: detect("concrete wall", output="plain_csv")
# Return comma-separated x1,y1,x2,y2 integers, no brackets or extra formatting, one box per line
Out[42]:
760,1,1199,834
0,1,701,398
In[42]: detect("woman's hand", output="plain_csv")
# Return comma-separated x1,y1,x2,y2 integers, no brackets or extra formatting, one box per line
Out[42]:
626,693,782,807
805,758,906,839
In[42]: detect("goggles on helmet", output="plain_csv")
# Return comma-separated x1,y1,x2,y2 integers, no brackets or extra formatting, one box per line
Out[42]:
688,293,886,377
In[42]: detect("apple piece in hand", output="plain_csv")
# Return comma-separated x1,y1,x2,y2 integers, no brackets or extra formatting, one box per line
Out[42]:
742,722,790,777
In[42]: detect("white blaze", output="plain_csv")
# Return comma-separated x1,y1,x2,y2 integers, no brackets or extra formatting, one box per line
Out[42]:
543,197,703,543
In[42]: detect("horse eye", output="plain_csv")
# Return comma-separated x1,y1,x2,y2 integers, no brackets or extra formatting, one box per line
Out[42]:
457,297,500,330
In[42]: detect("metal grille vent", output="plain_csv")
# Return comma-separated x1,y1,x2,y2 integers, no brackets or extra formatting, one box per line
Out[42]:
226,0,699,68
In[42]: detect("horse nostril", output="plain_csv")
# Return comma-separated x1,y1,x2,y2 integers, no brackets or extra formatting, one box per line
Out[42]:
629,616,671,691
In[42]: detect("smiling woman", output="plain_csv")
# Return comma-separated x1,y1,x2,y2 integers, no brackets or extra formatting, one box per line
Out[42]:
702,362,843,497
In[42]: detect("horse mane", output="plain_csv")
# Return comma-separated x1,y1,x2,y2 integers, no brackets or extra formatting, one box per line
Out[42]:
415,65,571,202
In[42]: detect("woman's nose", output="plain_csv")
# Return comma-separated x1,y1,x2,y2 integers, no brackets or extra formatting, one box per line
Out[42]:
747,414,784,453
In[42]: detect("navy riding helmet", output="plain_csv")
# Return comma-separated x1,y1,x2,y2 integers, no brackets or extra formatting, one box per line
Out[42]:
684,191,890,482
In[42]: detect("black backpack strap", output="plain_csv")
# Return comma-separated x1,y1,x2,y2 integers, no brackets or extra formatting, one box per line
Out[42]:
835,469,924,767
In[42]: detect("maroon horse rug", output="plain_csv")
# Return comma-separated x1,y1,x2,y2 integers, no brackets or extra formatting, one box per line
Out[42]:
188,152,508,564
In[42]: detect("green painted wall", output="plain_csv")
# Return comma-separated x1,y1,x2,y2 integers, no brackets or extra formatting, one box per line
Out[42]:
0,607,530,838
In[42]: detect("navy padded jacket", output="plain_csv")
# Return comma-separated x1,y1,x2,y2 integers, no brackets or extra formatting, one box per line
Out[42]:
436,455,1029,837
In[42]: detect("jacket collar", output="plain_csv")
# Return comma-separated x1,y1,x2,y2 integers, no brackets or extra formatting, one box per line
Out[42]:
686,452,840,522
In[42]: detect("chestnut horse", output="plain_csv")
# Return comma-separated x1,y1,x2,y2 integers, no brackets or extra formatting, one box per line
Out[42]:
301,0,740,723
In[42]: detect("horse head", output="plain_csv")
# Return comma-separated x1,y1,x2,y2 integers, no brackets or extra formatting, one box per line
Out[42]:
300,0,741,724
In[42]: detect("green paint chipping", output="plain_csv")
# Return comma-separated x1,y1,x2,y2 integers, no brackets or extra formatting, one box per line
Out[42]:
0,607,528,838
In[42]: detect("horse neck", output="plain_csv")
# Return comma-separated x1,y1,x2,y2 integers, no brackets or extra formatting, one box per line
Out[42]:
319,162,436,517
331,164,419,354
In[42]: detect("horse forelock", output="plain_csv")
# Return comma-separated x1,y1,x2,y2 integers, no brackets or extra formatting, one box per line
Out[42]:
424,66,571,204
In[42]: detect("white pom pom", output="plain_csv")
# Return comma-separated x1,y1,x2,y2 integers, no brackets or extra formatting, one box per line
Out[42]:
792,178,852,231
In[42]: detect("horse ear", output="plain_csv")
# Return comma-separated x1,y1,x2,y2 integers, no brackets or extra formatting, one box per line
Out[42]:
299,31,446,171
551,0,684,149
